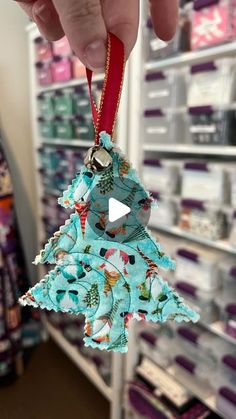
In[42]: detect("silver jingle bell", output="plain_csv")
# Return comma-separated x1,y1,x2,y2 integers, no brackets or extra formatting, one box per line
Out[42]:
84,145,113,173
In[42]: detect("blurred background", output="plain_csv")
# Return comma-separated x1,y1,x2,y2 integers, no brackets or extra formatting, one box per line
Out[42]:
0,1,236,418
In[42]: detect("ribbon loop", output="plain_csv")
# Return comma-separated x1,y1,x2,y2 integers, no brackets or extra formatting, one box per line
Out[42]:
86,33,125,144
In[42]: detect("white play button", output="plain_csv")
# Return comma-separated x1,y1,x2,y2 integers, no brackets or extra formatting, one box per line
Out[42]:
108,198,131,223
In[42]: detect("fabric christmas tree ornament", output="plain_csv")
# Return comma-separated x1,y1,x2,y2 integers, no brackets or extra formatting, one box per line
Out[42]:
20,34,199,352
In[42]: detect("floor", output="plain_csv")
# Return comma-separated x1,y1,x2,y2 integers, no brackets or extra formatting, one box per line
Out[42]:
0,340,110,419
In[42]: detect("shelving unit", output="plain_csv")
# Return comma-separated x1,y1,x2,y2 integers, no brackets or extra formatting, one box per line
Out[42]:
46,321,112,401
27,13,236,419
125,4,236,419
27,23,129,419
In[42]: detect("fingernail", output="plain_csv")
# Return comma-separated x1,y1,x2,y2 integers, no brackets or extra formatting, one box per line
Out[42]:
34,5,52,24
84,40,106,70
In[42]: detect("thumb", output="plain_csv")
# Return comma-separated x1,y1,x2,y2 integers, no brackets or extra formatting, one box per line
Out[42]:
52,0,107,70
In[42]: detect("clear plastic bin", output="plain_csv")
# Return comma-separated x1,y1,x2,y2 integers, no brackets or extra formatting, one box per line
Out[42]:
73,87,91,116
174,354,214,387
139,329,174,368
149,193,177,227
175,245,220,291
52,37,71,56
181,161,226,205
54,90,73,117
179,200,227,240
142,159,179,195
189,107,236,145
187,59,236,108
51,56,72,83
221,355,236,391
143,109,186,144
175,280,219,324
144,69,186,109
35,62,53,86
230,212,236,247
34,37,52,62
216,295,236,339
230,171,236,207
191,0,236,50
37,93,54,119
54,117,74,139
220,260,236,300
217,387,236,419
73,116,94,140
176,325,233,368
38,117,55,138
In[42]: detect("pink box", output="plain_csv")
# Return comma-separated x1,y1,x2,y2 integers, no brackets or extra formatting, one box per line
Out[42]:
51,56,72,83
192,0,236,50
72,56,86,79
52,37,72,56
34,37,53,62
35,62,53,86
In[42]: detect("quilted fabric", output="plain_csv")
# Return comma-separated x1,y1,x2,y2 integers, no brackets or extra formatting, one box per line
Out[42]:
20,132,199,352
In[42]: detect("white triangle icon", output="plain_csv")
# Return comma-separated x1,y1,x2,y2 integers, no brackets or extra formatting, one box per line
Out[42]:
108,198,131,223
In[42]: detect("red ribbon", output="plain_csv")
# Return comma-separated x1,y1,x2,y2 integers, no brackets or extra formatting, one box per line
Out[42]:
86,33,125,144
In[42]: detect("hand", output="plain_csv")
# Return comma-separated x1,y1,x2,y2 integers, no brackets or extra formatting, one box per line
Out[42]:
16,0,178,70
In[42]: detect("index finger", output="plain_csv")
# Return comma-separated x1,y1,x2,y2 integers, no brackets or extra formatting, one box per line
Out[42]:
149,0,178,41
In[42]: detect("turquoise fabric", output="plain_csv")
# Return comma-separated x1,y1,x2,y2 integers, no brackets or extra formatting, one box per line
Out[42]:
20,132,199,352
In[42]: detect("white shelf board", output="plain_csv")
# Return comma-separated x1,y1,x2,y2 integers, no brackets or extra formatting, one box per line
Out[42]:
143,143,236,156
145,41,236,71
37,73,104,94
136,363,217,415
41,138,94,148
45,321,112,402
149,224,236,254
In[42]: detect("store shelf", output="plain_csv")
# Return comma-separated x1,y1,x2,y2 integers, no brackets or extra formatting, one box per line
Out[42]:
41,138,94,148
145,41,236,71
37,73,104,94
45,321,112,402
149,224,236,254
143,143,236,156
136,362,217,415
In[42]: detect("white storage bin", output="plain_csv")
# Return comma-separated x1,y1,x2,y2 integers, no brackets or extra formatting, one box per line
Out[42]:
217,387,236,419
220,260,236,300
230,212,236,247
187,59,236,108
221,355,236,391
144,69,186,109
139,328,174,368
175,280,219,324
181,161,226,205
176,325,233,367
174,354,214,388
143,109,186,144
216,296,236,340
230,170,236,207
175,245,220,291
142,159,179,195
179,200,227,241
149,194,177,227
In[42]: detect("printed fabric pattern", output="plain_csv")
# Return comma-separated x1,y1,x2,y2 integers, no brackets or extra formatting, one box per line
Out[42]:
20,132,199,352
